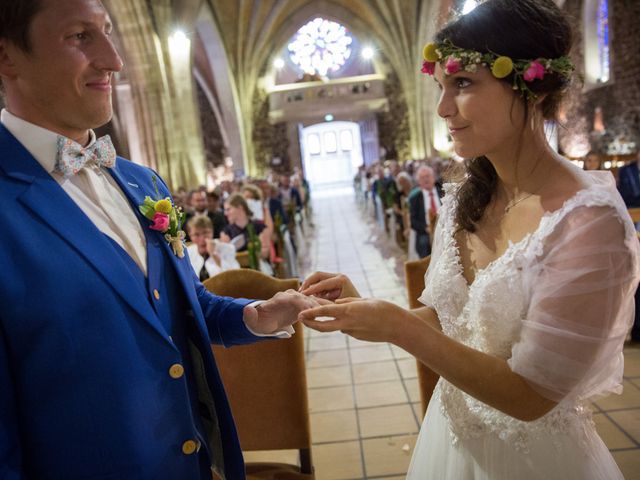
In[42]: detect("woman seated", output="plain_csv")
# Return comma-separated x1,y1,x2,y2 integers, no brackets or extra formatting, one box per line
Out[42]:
220,193,271,261
186,215,239,281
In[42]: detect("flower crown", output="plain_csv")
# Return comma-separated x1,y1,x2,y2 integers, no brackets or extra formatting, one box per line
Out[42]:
421,40,574,100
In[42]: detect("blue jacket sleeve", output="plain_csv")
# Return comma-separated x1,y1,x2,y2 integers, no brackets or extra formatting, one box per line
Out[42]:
192,271,263,347
0,325,24,479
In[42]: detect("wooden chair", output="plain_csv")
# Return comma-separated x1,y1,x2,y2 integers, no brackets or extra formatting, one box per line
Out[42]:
628,208,640,224
203,270,314,479
404,256,440,419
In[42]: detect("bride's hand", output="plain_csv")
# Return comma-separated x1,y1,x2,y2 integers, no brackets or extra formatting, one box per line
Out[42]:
299,272,360,301
299,297,407,343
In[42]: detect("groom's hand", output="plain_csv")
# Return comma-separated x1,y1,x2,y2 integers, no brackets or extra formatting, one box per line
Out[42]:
243,290,326,335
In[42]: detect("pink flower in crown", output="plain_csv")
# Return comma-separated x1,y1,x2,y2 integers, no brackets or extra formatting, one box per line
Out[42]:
523,60,546,82
421,60,436,75
150,212,170,232
445,56,462,75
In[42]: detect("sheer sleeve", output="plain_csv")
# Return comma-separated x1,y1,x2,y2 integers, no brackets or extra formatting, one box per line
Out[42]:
508,205,640,403
418,186,454,308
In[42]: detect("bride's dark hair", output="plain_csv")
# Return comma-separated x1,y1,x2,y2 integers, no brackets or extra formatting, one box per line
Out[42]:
436,0,573,232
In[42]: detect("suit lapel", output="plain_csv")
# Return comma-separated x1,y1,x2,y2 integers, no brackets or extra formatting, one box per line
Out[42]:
107,163,209,332
0,126,168,341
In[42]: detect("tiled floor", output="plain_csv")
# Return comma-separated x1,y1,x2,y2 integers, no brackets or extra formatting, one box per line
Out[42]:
245,188,640,479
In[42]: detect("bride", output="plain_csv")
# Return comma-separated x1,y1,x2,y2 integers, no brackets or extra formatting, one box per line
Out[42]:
298,0,639,478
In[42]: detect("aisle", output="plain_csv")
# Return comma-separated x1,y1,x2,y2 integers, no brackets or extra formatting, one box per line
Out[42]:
246,189,640,480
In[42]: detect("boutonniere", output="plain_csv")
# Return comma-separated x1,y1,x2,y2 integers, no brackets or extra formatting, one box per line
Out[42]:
138,175,186,258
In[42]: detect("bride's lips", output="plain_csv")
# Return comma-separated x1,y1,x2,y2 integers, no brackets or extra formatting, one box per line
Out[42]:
448,126,469,136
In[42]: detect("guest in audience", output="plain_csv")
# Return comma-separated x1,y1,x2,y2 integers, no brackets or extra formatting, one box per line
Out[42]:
0,1,318,478
617,149,640,208
394,171,414,245
187,215,239,281
205,189,228,237
409,165,444,258
268,183,289,225
279,173,303,217
583,151,602,171
299,1,639,478
221,193,270,260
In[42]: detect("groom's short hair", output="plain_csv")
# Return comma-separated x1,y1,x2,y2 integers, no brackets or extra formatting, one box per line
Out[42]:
0,0,44,53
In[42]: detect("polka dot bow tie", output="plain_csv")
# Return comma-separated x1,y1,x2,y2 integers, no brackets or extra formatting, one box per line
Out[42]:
54,134,116,178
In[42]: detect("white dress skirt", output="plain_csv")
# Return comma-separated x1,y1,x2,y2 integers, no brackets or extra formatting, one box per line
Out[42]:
406,171,639,479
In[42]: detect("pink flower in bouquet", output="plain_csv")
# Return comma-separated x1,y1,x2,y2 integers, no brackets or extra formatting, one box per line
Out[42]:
445,57,462,75
150,212,170,232
523,60,545,82
421,60,436,75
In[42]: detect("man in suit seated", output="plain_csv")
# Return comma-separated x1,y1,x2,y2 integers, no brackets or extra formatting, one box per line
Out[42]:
618,150,640,208
0,1,318,478
187,215,240,282
617,150,640,342
409,166,444,258
184,189,227,241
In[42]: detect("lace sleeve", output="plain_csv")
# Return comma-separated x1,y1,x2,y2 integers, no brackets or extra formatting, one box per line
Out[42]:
508,205,640,403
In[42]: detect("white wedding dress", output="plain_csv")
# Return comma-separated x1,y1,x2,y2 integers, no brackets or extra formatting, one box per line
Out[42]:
407,171,640,479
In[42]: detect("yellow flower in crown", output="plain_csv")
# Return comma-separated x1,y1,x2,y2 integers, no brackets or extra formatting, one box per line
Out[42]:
491,56,514,79
423,43,440,62
154,198,173,214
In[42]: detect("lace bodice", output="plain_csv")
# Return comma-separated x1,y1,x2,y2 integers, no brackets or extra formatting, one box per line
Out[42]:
419,171,639,451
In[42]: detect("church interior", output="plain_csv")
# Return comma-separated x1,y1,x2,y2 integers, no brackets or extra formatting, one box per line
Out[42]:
3,0,638,478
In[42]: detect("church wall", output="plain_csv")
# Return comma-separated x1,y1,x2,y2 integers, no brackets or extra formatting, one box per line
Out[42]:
561,0,640,158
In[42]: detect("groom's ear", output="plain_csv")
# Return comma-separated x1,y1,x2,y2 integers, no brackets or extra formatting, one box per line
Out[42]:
0,39,19,81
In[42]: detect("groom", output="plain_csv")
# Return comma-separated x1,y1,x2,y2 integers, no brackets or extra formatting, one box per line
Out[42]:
0,1,315,479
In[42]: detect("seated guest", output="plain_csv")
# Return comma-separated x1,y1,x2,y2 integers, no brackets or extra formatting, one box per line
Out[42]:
618,150,640,208
267,183,289,225
186,215,239,281
409,165,444,258
221,194,271,260
583,151,602,171
205,189,228,238
279,173,303,215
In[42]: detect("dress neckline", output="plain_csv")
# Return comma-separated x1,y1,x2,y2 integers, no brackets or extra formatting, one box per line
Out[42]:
449,174,608,289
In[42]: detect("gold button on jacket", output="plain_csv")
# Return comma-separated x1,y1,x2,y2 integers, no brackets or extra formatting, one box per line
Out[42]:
153,289,160,300
169,364,184,379
182,440,197,455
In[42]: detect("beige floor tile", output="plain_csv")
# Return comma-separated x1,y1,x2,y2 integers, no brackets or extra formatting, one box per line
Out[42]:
355,380,408,408
412,402,426,422
593,413,636,449
624,348,640,377
307,348,349,369
348,337,377,349
308,385,355,413
308,334,349,352
607,409,640,443
311,409,359,443
243,449,299,465
397,358,418,379
358,404,419,438
352,360,400,384
612,449,640,480
391,345,413,359
404,377,422,403
362,434,418,477
307,365,352,389
313,441,363,480
595,380,640,410
350,344,394,364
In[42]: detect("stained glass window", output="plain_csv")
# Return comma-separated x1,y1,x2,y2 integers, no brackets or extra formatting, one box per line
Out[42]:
288,18,353,76
596,0,610,83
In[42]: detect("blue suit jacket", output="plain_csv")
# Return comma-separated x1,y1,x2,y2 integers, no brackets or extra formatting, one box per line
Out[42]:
617,162,640,208
0,125,260,479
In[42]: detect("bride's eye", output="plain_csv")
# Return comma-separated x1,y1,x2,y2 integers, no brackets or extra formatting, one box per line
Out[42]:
456,78,472,89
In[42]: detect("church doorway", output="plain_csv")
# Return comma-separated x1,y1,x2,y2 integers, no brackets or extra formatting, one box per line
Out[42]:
301,121,363,190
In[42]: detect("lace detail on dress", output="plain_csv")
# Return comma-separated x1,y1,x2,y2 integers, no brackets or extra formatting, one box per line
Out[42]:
421,175,628,452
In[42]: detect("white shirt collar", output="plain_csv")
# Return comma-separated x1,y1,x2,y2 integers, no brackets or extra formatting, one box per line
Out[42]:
1,108,96,174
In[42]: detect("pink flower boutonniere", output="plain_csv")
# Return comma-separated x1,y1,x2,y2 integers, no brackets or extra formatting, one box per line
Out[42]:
139,176,186,258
